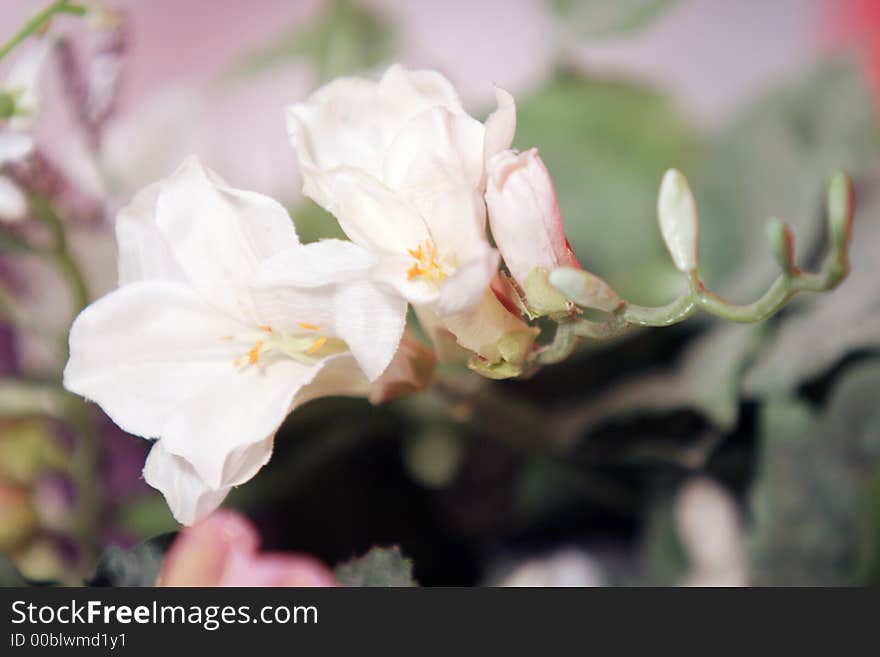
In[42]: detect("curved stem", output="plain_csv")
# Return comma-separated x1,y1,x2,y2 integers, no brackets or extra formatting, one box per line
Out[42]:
0,1,86,61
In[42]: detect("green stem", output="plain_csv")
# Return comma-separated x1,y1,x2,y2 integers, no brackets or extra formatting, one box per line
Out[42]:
0,1,86,61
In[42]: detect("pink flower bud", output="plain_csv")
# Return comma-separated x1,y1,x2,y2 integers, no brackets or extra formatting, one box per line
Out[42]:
159,511,336,587
485,148,579,288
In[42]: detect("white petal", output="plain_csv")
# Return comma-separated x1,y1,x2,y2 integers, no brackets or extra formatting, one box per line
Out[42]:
64,280,252,439
292,353,371,406
155,156,300,314
483,87,517,166
371,252,442,307
286,64,465,190
160,354,323,489
377,64,465,114
143,441,232,526
0,175,27,222
115,180,186,286
436,247,500,316
424,186,489,263
382,107,485,213
0,131,34,165
255,239,377,289
309,168,428,254
333,280,407,380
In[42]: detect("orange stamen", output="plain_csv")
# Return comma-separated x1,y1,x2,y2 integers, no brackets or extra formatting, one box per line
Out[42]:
307,337,328,354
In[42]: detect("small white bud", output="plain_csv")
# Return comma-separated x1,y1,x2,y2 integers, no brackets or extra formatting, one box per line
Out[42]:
657,168,698,273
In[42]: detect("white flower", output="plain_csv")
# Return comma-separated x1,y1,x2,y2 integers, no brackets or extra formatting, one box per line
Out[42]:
63,157,406,524
286,64,517,318
287,65,535,369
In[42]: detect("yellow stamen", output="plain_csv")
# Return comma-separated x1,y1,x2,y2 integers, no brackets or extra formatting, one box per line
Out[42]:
406,239,446,283
247,340,263,365
306,336,328,354
297,321,321,331
258,325,274,333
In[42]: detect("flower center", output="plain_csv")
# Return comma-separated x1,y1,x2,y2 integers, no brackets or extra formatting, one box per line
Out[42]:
406,240,448,283
228,323,345,369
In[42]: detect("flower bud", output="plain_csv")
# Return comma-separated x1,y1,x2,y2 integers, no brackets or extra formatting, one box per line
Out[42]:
485,148,580,291
548,266,619,313
826,170,854,251
657,168,698,272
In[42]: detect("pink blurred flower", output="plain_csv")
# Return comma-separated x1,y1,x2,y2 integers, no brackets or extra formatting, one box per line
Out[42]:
159,511,337,587
824,0,880,109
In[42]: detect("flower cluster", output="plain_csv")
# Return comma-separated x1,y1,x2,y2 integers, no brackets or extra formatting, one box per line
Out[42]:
61,65,588,524
61,64,854,526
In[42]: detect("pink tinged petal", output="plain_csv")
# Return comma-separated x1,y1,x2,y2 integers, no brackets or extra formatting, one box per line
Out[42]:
142,441,232,527
436,247,500,316
439,288,537,363
154,156,300,315
367,332,436,404
158,510,260,586
115,180,186,286
223,553,337,587
483,87,517,166
486,148,579,287
63,280,252,440
0,175,27,222
0,131,34,164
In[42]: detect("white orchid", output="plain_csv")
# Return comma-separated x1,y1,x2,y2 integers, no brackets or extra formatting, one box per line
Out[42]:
287,64,535,370
63,157,406,524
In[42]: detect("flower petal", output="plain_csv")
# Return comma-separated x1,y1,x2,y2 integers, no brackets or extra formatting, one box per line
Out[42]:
306,168,428,254
63,280,250,440
483,87,517,166
485,148,579,286
157,508,259,583
333,279,407,380
382,107,485,214
154,156,300,314
143,441,233,527
255,239,377,288
115,181,186,286
436,246,500,316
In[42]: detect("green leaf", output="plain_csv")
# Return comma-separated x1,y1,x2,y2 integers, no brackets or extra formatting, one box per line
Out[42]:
334,546,417,587
514,70,702,305
87,533,177,587
232,0,395,82
0,553,29,587
550,0,677,39
749,361,880,585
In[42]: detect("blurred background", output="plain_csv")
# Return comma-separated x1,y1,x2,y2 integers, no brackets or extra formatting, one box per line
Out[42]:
1,0,879,586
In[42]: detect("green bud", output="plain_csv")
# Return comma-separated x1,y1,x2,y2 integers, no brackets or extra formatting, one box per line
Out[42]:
827,170,854,250
522,267,570,317
766,218,795,274
548,267,620,312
